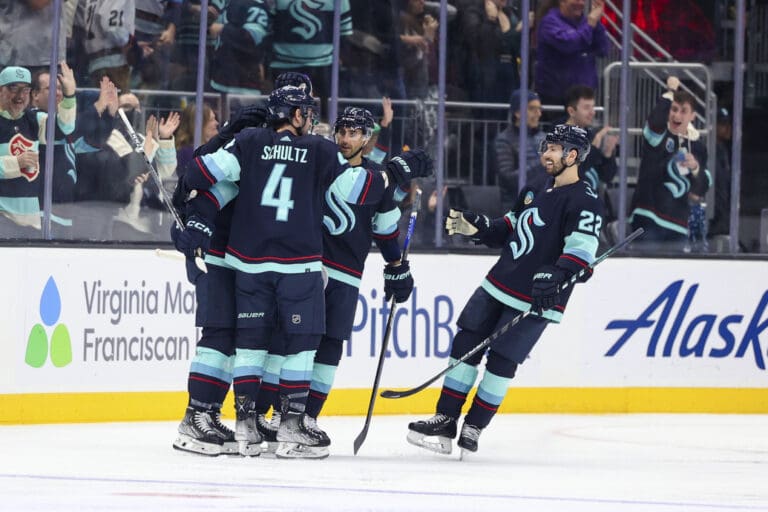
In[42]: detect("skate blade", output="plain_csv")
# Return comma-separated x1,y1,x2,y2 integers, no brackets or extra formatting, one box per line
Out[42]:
406,431,452,455
221,441,240,455
261,441,279,454
236,440,262,457
172,435,222,456
275,442,330,459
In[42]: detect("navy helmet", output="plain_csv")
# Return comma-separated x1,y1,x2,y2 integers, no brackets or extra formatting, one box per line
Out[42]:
540,124,591,163
274,71,313,96
334,107,375,139
267,85,316,124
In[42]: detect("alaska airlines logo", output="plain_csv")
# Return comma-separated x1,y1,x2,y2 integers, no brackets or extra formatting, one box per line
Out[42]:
605,280,767,370
509,208,545,259
289,0,323,40
9,133,38,181
323,189,356,235
26,276,73,368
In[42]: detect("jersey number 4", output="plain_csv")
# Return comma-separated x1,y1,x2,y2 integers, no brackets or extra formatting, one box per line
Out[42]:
262,163,295,221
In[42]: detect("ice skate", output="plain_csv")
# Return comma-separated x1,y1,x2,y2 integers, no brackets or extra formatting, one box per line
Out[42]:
234,396,262,457
457,422,482,459
172,407,224,456
407,413,457,455
275,413,330,459
210,410,238,455
256,412,280,454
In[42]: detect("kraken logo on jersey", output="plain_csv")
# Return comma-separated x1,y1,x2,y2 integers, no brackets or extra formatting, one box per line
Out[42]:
9,133,38,181
289,0,323,40
323,189,356,235
664,158,690,199
509,208,545,259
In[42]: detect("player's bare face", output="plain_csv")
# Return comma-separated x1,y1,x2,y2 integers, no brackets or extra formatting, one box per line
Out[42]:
668,101,695,136
335,127,366,159
540,143,569,174
1,83,31,117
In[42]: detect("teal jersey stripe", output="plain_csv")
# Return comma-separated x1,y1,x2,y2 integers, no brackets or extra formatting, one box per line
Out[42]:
481,279,562,323
263,353,286,385
643,123,665,147
201,149,240,182
190,347,233,382
0,196,40,215
629,208,689,235
563,231,598,265
224,253,322,274
210,180,239,208
372,207,400,236
233,348,267,378
309,362,338,394
324,265,361,289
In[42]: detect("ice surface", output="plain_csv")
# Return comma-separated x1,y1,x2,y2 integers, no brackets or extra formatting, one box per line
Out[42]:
1,414,767,511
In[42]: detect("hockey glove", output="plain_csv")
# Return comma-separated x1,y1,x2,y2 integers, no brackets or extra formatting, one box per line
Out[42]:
219,104,268,140
383,261,414,303
445,209,490,236
386,149,434,187
175,215,213,259
530,265,568,314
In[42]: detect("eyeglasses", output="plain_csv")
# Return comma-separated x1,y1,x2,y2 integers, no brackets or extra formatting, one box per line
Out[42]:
5,84,31,95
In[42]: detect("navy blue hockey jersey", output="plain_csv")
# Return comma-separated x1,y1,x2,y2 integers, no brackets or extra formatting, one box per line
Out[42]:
479,180,604,323
184,127,386,274
321,157,404,288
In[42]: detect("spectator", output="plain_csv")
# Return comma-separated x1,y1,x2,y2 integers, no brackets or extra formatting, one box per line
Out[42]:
562,84,618,219
131,0,182,91
72,0,136,91
0,65,75,238
534,0,608,119
208,0,271,98
269,0,352,101
708,107,732,239
399,0,439,100
458,0,523,107
175,102,219,171
0,1,66,73
492,89,547,210
363,97,395,164
629,76,710,252
340,1,401,99
169,0,223,92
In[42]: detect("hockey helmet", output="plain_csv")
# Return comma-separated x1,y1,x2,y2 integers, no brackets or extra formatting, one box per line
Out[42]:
333,107,375,139
539,124,591,163
274,71,313,96
267,85,316,123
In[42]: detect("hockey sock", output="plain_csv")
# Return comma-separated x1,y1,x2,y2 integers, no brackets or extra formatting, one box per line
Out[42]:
464,352,517,429
278,350,316,415
436,359,479,419
305,337,343,418
305,363,338,418
232,348,266,399
188,347,232,408
255,353,285,414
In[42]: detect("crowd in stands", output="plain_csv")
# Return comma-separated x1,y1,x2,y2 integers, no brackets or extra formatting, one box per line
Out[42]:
0,0,730,254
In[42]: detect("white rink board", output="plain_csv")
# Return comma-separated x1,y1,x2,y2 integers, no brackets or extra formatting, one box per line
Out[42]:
0,247,766,395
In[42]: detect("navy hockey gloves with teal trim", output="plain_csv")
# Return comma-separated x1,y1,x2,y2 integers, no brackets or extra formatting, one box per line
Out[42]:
384,261,414,303
386,149,434,187
531,265,568,313
219,104,268,140
174,215,213,259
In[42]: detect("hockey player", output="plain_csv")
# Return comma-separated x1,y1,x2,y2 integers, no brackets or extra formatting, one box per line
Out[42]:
629,75,710,251
175,85,432,459
172,74,310,457
252,107,413,452
407,125,602,456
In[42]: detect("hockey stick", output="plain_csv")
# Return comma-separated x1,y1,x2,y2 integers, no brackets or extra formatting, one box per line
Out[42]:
353,189,423,455
380,227,645,400
155,248,185,261
117,108,206,273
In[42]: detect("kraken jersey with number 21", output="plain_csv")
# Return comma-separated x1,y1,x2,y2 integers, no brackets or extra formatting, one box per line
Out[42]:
480,180,604,323
184,127,386,275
